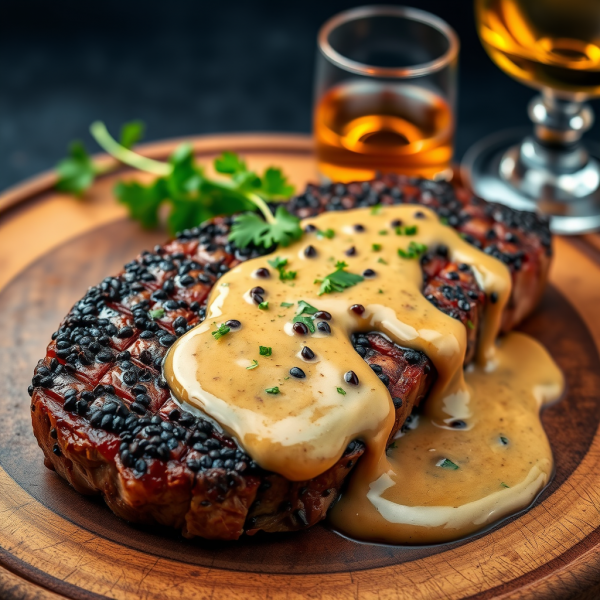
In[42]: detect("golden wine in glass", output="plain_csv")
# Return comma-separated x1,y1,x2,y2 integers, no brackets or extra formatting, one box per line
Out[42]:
313,6,459,183
464,0,600,233
478,0,600,96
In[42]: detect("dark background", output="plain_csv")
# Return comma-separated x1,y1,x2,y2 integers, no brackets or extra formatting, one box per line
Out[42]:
2,0,600,192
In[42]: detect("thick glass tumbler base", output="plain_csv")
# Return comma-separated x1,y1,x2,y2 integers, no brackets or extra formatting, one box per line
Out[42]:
462,129,600,235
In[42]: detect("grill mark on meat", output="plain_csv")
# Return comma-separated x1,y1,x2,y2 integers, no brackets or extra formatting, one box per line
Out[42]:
29,174,552,540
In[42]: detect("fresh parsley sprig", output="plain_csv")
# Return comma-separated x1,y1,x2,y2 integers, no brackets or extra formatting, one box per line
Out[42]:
56,121,301,249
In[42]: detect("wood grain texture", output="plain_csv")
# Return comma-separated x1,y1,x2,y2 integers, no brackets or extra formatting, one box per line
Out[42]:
1,134,600,599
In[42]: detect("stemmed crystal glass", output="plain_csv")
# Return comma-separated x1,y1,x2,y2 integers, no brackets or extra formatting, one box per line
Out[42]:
463,0,600,234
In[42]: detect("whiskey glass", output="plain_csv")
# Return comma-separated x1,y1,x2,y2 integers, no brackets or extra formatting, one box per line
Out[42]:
314,5,459,183
464,0,600,234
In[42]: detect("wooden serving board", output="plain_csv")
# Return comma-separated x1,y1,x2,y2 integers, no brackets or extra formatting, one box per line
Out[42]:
2,134,600,600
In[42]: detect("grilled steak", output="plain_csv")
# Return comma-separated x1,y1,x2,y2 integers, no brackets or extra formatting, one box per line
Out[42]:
29,174,552,540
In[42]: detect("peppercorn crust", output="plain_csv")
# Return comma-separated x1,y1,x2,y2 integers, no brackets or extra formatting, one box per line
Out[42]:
29,174,552,540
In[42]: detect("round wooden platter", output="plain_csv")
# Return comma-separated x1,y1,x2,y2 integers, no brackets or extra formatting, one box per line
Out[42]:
2,134,600,600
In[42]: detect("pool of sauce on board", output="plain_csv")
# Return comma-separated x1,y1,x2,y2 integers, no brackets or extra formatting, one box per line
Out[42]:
164,205,563,544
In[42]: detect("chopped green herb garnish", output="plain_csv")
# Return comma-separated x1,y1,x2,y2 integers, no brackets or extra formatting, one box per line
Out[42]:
246,360,259,370
297,300,318,315
148,307,165,320
268,257,288,269
372,243,382,252
336,387,347,396
292,314,316,333
370,204,382,215
378,229,388,235
316,228,335,240
259,346,272,356
378,289,384,294
265,386,280,394
72,122,299,242
440,216,449,225
395,225,418,236
280,302,294,308
211,322,231,340
398,241,428,259
437,458,459,470
316,264,364,296
279,268,297,281
268,256,297,281
258,301,269,310
467,320,475,330
291,300,319,332
377,257,388,265
500,482,510,488
500,435,509,445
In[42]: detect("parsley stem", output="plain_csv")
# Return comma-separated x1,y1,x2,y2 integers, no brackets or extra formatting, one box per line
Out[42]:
246,192,277,224
90,121,171,177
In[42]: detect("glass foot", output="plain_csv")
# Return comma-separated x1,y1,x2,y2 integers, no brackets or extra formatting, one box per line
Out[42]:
462,128,600,235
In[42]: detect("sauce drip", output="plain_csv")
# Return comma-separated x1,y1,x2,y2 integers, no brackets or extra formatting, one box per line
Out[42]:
164,205,563,543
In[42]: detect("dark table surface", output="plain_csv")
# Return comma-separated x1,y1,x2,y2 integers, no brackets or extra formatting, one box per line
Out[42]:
2,0,600,192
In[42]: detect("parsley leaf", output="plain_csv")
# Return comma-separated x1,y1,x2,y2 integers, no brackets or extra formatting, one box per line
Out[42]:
280,302,294,308
291,300,320,332
258,301,269,310
500,482,510,488
337,387,347,396
211,322,231,340
214,151,247,175
370,204,382,215
119,120,145,149
292,314,316,333
267,256,297,281
398,241,428,259
115,179,166,229
437,458,459,470
55,141,97,196
296,300,318,315
246,360,259,370
372,243,382,252
316,265,364,296
229,206,302,250
316,228,335,240
396,225,418,236
265,386,280,394
260,167,295,199
148,307,165,320
259,346,272,356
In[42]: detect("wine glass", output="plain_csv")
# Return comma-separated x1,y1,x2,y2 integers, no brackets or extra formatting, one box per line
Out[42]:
314,6,459,183
463,0,600,234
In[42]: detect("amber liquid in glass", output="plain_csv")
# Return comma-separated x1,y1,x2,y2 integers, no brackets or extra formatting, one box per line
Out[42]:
314,81,454,183
476,0,600,95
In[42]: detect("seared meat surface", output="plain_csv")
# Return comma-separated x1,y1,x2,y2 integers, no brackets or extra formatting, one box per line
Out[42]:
29,174,552,540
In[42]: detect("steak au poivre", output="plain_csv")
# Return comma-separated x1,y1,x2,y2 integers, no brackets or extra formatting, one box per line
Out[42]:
30,174,554,541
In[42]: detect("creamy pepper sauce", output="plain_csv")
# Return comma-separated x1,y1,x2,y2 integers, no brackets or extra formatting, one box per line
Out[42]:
164,206,564,544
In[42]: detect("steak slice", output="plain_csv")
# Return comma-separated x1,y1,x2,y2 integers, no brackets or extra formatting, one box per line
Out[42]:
29,174,552,540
